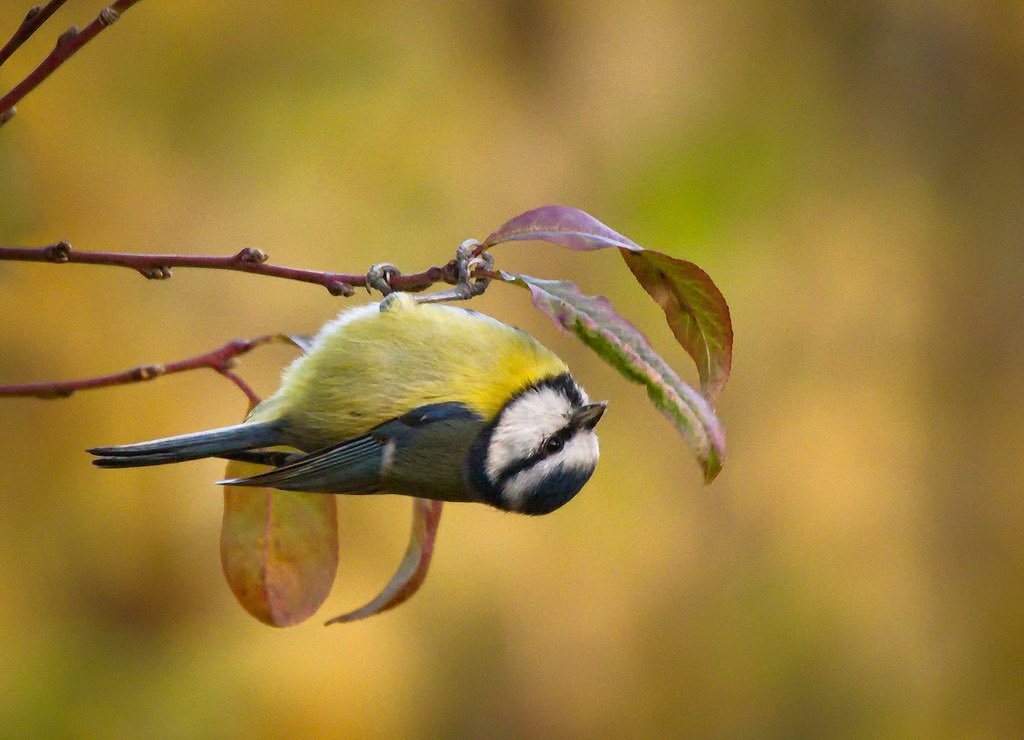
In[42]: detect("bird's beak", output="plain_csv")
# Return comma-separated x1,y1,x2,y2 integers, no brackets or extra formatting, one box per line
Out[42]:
571,401,607,431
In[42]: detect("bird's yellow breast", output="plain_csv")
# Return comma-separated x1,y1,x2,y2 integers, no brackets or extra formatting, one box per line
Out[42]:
251,295,568,449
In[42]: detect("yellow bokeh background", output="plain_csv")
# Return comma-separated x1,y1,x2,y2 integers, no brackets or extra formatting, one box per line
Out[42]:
2,1,1022,735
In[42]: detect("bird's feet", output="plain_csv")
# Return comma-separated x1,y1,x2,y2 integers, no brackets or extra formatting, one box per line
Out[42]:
415,240,494,305
365,263,400,295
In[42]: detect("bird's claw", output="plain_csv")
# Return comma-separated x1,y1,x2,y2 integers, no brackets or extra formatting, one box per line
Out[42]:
416,241,493,304
366,263,399,295
454,239,493,298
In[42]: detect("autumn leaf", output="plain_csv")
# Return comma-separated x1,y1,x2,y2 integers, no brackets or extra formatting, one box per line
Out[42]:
325,497,442,625
221,459,338,626
622,251,732,403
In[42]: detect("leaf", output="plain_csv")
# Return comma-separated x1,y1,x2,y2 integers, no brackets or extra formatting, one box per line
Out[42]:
325,498,443,625
484,205,733,402
221,457,339,627
502,272,725,483
483,205,643,252
621,251,733,404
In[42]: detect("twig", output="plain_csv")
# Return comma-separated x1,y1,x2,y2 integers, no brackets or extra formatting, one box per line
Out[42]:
0,335,280,400
0,243,458,296
0,1,68,69
217,369,261,408
0,0,143,126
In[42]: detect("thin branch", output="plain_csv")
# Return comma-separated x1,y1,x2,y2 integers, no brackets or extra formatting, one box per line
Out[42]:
217,368,261,408
0,1,68,69
0,335,282,399
0,243,458,295
0,0,143,126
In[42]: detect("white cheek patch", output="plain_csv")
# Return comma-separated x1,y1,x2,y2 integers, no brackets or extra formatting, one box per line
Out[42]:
501,432,599,509
486,385,584,483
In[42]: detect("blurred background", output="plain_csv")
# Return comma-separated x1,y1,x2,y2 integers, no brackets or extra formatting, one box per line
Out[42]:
1,1,1022,736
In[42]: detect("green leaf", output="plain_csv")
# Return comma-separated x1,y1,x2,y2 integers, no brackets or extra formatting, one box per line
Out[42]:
502,272,725,483
621,251,732,404
325,498,443,625
221,457,339,627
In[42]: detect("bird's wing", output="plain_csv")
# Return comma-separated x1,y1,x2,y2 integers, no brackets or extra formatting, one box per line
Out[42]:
218,434,387,493
220,450,303,467
218,401,481,495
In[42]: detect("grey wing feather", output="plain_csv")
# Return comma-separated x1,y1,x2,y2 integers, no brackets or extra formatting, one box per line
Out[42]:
218,402,483,497
218,434,386,493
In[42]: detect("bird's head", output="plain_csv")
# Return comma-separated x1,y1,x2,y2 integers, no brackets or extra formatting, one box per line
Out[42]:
469,373,606,515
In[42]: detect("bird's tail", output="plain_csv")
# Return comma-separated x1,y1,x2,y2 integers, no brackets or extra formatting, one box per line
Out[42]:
89,422,281,468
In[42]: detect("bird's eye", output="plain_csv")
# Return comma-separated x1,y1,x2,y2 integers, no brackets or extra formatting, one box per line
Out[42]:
543,435,564,455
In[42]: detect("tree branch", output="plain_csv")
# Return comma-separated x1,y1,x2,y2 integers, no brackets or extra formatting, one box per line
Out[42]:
0,335,282,400
0,1,68,69
0,243,459,295
0,0,143,126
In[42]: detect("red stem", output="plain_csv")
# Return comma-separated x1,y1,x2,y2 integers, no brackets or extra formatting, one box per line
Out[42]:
0,335,279,399
217,369,262,408
0,0,143,125
0,1,68,69
0,243,455,295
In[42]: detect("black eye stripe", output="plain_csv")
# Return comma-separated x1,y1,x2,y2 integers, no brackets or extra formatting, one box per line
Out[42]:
543,436,564,454
495,424,579,485
466,372,586,508
543,426,575,452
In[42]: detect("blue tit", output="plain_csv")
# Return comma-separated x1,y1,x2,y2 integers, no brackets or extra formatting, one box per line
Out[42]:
89,293,606,515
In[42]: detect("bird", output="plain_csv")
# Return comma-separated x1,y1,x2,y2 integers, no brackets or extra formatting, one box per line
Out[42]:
89,292,606,515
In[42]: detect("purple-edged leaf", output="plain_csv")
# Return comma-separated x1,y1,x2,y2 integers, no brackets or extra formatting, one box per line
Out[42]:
483,205,642,252
503,272,725,483
221,457,339,627
483,206,732,403
325,498,443,625
622,251,733,404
